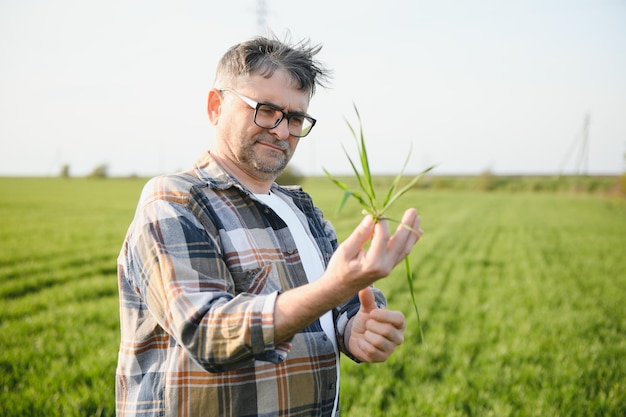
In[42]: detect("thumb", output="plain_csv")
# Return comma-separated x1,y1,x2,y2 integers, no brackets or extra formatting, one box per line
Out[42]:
358,287,378,314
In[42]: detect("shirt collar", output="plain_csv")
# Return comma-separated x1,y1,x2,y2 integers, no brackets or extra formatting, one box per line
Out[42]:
193,151,247,192
193,150,308,200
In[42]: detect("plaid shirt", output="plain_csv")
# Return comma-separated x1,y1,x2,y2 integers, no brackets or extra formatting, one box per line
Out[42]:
116,151,385,417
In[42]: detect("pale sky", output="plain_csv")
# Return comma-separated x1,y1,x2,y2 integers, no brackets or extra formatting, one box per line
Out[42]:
1,0,625,177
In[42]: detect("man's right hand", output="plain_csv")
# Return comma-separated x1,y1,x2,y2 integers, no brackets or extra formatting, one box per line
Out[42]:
322,208,422,298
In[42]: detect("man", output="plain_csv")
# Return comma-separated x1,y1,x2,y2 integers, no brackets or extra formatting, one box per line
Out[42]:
116,35,422,417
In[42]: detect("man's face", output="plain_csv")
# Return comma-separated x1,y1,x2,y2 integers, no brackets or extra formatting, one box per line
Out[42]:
213,70,310,181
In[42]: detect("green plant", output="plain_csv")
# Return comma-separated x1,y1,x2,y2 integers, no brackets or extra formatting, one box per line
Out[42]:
323,105,434,342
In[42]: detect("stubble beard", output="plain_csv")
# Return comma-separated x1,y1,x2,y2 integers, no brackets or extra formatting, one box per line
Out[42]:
240,137,293,180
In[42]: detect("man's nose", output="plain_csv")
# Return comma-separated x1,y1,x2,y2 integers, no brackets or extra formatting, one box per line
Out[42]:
269,117,291,140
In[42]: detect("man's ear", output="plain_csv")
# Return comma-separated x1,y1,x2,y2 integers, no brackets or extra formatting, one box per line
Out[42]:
207,89,222,125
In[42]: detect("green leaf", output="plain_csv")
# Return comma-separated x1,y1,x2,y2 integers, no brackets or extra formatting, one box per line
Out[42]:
323,168,369,214
383,143,414,209
343,121,377,210
381,165,436,215
349,105,377,208
341,144,374,207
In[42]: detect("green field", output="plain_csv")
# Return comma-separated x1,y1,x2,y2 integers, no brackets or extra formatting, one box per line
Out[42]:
1,177,625,416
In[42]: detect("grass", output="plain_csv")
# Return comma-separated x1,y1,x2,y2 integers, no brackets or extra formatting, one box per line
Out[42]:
329,189,626,416
0,177,142,417
1,177,625,416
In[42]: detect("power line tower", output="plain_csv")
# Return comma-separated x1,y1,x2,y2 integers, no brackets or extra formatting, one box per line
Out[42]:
256,0,268,35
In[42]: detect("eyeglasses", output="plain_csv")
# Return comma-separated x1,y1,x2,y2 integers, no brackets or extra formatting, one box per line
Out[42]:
219,88,316,138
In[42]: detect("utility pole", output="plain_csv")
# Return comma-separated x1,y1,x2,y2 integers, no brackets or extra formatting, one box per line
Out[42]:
575,113,590,176
557,112,591,177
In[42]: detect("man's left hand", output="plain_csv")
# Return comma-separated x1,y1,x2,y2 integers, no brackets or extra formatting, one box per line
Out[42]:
346,287,406,363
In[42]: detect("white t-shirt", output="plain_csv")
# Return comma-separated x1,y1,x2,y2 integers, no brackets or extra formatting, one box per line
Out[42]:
254,192,340,416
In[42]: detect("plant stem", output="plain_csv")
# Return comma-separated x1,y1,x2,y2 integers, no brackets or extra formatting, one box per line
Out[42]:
405,257,425,343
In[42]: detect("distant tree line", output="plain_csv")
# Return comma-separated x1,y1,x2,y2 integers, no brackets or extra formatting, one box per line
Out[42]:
57,161,625,197
58,164,303,182
59,164,109,179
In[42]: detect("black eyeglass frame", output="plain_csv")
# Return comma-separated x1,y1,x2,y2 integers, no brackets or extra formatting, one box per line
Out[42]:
219,88,317,138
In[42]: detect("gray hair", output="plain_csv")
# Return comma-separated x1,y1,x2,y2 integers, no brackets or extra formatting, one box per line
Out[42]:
214,35,331,97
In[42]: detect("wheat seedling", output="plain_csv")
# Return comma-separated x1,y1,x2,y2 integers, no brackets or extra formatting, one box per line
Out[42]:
324,105,434,342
